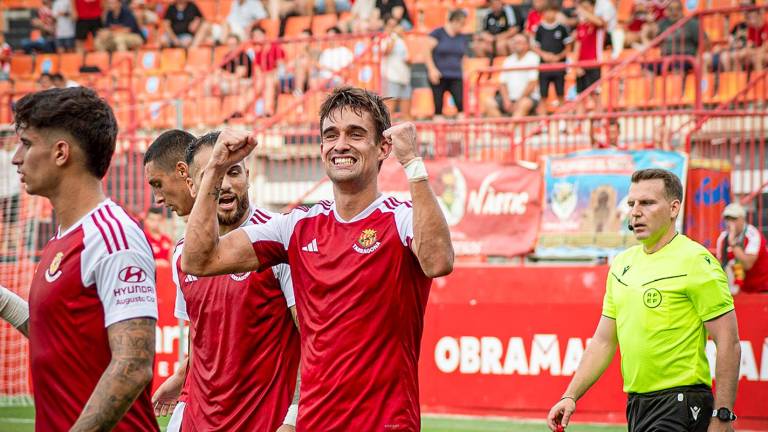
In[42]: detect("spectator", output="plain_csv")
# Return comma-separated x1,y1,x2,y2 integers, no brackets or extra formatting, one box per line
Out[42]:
590,118,624,149
373,0,413,31
73,0,103,52
316,27,355,86
533,0,573,117
525,0,547,35
51,72,79,88
250,26,287,114
95,0,145,52
312,0,352,15
198,0,267,44
624,2,652,48
279,29,314,96
52,0,75,52
130,0,159,40
143,207,173,267
22,0,56,54
740,6,768,71
642,0,708,96
426,9,471,118
717,203,768,293
205,35,253,96
0,33,10,81
37,73,55,90
382,18,411,119
474,0,524,58
344,0,379,32
161,0,206,48
484,33,540,117
595,0,619,57
571,0,604,113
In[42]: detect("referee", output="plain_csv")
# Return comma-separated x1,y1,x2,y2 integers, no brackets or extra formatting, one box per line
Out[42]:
547,169,741,432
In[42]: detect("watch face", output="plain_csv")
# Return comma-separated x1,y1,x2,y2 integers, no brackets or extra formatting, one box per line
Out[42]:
717,408,733,421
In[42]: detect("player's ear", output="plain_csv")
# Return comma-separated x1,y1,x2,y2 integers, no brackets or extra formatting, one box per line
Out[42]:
176,161,189,179
185,176,197,199
52,139,70,168
379,136,392,162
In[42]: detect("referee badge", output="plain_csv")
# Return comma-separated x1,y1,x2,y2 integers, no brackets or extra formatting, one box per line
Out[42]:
643,288,662,308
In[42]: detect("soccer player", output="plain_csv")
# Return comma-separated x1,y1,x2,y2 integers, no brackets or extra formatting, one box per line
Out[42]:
147,131,301,431
143,129,197,216
8,87,159,431
547,169,741,432
181,86,454,430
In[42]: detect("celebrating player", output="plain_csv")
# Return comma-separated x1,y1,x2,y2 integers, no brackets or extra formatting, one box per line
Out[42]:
8,87,159,431
181,86,455,430
547,169,741,432
146,131,300,431
144,129,197,216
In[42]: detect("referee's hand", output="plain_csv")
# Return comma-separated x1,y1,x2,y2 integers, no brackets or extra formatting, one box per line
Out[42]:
547,398,576,431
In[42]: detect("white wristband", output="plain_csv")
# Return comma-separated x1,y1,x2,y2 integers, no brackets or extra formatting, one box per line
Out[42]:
403,157,428,182
283,403,298,427
0,285,29,329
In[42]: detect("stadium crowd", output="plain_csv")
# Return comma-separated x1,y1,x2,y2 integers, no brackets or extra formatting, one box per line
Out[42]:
2,0,767,123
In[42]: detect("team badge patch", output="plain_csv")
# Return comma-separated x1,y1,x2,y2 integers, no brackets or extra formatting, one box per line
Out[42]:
45,252,64,283
353,229,381,254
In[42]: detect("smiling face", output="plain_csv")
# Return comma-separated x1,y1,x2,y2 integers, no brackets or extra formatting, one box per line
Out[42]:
320,107,391,188
187,145,250,229
627,179,680,244
144,160,194,216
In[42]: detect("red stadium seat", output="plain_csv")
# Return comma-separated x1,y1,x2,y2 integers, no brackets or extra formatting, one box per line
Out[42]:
160,48,187,72
312,14,338,36
59,52,84,77
258,19,280,39
186,47,212,72
419,4,448,31
10,55,34,78
137,49,161,73
83,51,110,73
410,87,435,119
34,54,59,75
284,16,312,37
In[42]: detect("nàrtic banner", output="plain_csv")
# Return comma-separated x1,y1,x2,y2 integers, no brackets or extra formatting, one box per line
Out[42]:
378,158,541,257
538,149,688,258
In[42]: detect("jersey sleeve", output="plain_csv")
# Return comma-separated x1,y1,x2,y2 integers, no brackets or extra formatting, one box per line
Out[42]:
243,210,300,271
743,226,761,255
171,243,189,321
601,261,617,319
92,250,158,327
392,201,415,249
686,251,734,322
273,264,295,308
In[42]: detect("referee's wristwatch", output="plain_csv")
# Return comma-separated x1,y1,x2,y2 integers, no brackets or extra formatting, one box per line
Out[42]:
712,407,737,422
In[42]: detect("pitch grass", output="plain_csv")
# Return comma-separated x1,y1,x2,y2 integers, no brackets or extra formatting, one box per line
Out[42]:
0,405,626,431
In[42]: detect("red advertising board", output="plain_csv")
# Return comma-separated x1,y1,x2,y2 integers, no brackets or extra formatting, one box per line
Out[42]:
685,165,732,251
378,159,542,257
151,263,186,392
420,266,768,429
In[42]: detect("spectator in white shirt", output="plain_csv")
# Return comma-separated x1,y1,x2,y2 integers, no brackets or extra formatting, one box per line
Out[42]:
382,18,411,119
484,33,540,117
52,0,75,52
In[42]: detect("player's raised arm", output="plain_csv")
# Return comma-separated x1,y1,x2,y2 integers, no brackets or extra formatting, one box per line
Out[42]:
384,122,454,278
181,129,260,276
0,285,29,338
70,317,156,431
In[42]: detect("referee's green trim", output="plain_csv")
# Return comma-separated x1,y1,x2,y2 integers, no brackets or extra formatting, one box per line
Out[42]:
641,274,687,286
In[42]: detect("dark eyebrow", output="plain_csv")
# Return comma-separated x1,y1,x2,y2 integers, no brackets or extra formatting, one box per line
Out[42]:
321,126,338,135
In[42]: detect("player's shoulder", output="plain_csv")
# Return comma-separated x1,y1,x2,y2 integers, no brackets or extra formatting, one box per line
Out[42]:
377,195,413,213
744,224,764,242
82,200,151,257
247,207,278,226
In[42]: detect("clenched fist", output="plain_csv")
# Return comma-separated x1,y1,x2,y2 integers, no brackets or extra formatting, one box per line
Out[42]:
207,128,258,172
383,122,418,166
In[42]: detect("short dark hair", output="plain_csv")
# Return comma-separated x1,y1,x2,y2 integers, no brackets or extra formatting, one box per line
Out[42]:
448,9,467,22
14,87,118,179
185,131,220,168
319,86,391,143
578,0,596,5
545,0,560,11
144,129,196,170
631,169,683,202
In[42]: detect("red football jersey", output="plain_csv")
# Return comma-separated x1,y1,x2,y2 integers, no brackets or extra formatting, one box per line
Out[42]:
748,23,768,47
526,10,542,34
717,224,768,293
146,230,172,264
245,196,432,431
576,21,604,61
74,0,101,19
29,200,158,432
172,207,300,431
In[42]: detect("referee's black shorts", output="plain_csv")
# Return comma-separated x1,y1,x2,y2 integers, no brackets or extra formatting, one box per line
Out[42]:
627,384,713,432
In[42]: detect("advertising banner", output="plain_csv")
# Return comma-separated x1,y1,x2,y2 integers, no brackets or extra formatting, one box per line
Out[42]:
379,158,541,257
538,150,688,258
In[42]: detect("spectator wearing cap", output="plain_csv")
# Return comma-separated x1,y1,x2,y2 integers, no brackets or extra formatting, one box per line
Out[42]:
716,203,768,293
426,9,471,118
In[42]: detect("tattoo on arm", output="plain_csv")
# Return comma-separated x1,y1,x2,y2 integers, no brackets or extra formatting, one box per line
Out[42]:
70,318,156,432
